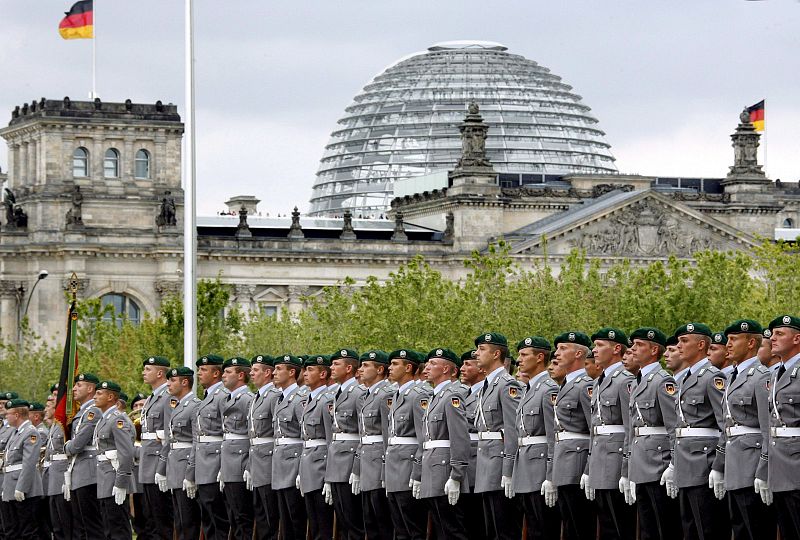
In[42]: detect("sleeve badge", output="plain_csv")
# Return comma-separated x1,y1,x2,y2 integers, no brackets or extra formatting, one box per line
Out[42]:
420,399,429,410
664,383,676,395
170,398,178,408
29,434,37,444
116,419,125,429
87,412,95,421
386,398,393,408
587,387,593,398
451,397,461,408
713,377,725,391
509,387,519,398
550,393,558,405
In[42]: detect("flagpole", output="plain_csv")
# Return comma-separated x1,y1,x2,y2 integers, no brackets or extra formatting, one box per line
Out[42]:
183,0,197,371
91,0,96,98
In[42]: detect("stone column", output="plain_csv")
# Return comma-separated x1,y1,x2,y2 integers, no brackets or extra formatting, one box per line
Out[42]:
19,142,28,185
0,280,22,345
233,284,255,315
286,286,308,317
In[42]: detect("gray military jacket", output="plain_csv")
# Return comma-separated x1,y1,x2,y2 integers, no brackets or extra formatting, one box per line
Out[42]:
1,421,43,501
325,378,365,484
247,383,282,489
385,380,431,492
723,358,770,490
420,380,470,498
220,386,254,483
94,408,135,499
272,384,308,490
552,370,593,487
674,360,726,488
44,422,68,496
139,382,172,485
188,381,228,485
299,386,334,494
0,423,14,490
354,379,394,492
159,392,200,490
512,372,559,493
64,400,102,490
627,364,678,484
463,382,481,492
588,363,634,490
767,354,800,492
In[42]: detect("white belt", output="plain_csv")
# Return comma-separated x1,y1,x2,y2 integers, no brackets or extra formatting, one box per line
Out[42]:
423,440,451,450
197,435,223,443
304,439,327,448
593,425,626,436
555,431,590,442
275,437,303,446
134,441,142,447
51,454,68,461
141,433,160,441
389,437,419,446
519,435,547,446
726,426,760,437
97,455,110,462
332,433,360,442
171,442,193,449
635,426,668,436
223,433,249,441
361,435,383,445
156,430,165,439
771,427,800,438
478,431,503,441
469,433,479,442
43,461,51,468
251,437,275,446
675,427,721,438
3,464,22,473
105,450,118,459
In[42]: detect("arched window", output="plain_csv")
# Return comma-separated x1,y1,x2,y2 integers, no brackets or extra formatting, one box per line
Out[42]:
72,147,89,177
783,218,795,228
100,293,141,326
135,149,150,179
104,148,120,178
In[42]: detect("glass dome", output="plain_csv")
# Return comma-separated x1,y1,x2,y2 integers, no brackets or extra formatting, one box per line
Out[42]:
308,41,618,217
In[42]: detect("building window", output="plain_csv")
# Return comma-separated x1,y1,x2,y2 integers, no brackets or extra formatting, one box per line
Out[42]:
104,148,120,178
783,218,795,228
261,305,278,318
135,149,150,179
101,293,141,326
73,147,89,177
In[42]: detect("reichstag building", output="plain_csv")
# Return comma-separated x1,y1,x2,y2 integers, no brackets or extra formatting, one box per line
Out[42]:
0,41,797,344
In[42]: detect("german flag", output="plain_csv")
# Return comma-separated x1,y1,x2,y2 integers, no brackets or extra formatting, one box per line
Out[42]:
747,100,765,132
59,0,93,40
54,300,79,438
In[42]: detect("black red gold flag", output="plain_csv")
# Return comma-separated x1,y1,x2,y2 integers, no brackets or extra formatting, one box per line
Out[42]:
747,100,765,132
54,300,79,437
59,0,93,40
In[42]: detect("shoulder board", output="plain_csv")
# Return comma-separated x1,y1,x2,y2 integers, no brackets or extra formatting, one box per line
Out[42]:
792,367,799,378
657,369,670,378
706,365,721,375
191,397,201,403
500,373,515,382
748,367,755,376
755,364,769,374
612,369,622,378
458,382,470,391
583,375,593,382
543,377,558,387
648,373,656,382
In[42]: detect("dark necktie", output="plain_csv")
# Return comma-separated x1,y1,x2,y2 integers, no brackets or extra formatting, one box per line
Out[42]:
482,379,488,395
777,364,787,381
336,388,342,400
597,372,606,386
636,372,642,385
203,390,208,399
278,393,284,404
525,382,530,392
730,366,739,384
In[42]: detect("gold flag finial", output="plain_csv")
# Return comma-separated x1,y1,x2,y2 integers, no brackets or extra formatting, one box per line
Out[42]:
68,272,79,302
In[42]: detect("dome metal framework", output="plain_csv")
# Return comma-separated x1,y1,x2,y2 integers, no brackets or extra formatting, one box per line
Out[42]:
308,41,618,217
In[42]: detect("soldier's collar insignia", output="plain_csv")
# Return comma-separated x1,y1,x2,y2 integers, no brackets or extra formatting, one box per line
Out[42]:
420,398,429,410
451,397,461,408
713,377,725,391
665,382,676,395
509,387,519,398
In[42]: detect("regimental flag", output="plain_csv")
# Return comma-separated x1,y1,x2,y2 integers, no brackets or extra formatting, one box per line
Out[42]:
54,300,79,438
747,100,765,132
59,0,93,40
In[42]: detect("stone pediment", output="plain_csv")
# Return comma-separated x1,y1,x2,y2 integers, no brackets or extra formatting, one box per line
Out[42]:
508,189,757,258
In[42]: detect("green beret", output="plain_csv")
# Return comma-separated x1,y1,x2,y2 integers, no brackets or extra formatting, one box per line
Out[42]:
630,327,667,347
6,399,29,409
131,393,147,407
274,354,303,368
168,367,194,378
143,356,171,368
76,373,100,385
516,336,551,352
118,392,129,403
427,347,462,367
223,357,251,369
98,380,122,393
673,322,713,338
388,349,423,364
28,402,45,412
763,328,772,339
330,349,359,361
196,354,224,367
460,350,476,362
360,350,390,365
251,355,274,366
474,332,508,348
724,319,763,336
711,332,727,346
666,334,678,347
768,314,800,332
1,391,19,401
49,384,58,393
298,355,309,363
591,327,629,347
304,354,332,367
553,331,592,348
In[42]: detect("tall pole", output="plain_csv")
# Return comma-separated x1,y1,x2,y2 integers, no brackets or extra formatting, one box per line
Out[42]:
91,0,96,98
183,0,197,370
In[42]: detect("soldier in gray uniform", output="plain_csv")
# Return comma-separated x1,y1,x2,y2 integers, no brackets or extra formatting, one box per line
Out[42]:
767,314,800,540
188,354,230,540
472,332,523,540
247,354,281,540
271,354,308,540
27,403,48,439
627,327,681,540
157,367,201,540
0,392,19,540
459,348,487,537
128,392,147,540
139,355,174,540
709,332,734,375
352,350,395,540
512,336,560,540
326,348,366,540
588,327,636,540
298,354,335,540
722,320,775,540
671,322,728,540
551,331,596,540
43,394,72,540
93,380,135,540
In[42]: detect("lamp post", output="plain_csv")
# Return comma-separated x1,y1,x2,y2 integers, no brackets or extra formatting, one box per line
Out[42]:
17,269,49,352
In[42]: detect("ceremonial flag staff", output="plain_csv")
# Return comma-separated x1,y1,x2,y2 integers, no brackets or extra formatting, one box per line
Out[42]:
183,0,197,371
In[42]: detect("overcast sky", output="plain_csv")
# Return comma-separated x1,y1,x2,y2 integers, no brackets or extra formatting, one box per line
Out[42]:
2,1,798,216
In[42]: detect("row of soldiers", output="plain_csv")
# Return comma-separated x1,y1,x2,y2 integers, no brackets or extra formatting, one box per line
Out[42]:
0,314,798,540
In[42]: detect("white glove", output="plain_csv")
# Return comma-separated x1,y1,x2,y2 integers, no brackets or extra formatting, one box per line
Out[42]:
444,478,460,505
618,476,633,505
580,473,595,501
154,472,168,493
349,473,361,495
63,473,72,502
411,479,421,499
754,478,773,506
322,482,333,505
501,475,514,499
244,470,253,491
295,475,301,491
540,480,558,508
709,470,725,500
630,481,637,503
14,490,25,502
112,486,126,505
660,463,677,499
182,479,197,499
217,471,224,491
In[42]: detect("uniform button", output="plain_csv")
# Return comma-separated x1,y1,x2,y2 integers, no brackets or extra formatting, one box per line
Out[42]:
576,446,581,451
703,447,708,451
441,460,446,464
657,446,662,451
618,448,622,452
540,453,544,457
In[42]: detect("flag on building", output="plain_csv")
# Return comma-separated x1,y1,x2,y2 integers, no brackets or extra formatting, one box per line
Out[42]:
54,300,79,437
59,0,93,40
747,100,765,132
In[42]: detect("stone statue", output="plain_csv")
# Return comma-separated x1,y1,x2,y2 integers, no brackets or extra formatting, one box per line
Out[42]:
66,186,84,226
443,211,455,243
236,206,251,238
288,206,304,239
2,188,27,230
455,102,492,170
391,212,407,242
740,108,751,125
156,191,177,227
340,209,356,240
